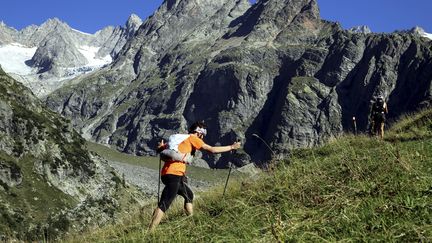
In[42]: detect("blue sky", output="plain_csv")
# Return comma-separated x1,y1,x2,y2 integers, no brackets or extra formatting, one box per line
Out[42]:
0,0,431,34
318,0,432,33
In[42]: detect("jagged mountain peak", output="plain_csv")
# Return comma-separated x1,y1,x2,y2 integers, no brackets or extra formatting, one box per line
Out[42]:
127,14,142,25
145,0,246,32
41,17,69,28
410,26,426,35
409,26,432,40
46,17,61,22
0,21,17,31
349,25,372,34
125,13,143,33
158,0,232,14
20,24,38,33
18,17,74,46
226,0,320,42
114,0,243,71
259,0,320,20
0,21,18,44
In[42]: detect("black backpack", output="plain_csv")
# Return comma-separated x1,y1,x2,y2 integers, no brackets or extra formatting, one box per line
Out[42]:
372,100,385,114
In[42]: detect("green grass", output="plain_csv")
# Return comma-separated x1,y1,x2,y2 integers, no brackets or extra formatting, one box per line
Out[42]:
385,109,432,142
0,154,77,239
66,110,432,242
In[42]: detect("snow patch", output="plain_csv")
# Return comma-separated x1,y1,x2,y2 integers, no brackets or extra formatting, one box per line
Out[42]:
78,45,112,67
0,43,113,98
0,43,36,75
422,32,432,40
72,28,93,36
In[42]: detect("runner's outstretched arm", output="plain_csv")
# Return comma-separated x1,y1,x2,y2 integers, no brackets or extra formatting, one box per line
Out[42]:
201,142,241,154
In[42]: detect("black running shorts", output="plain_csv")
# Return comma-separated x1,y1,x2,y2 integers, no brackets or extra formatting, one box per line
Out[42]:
373,112,385,124
158,174,194,212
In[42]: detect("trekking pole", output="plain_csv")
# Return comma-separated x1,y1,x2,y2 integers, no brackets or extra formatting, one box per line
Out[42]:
352,116,357,135
223,161,233,197
223,139,239,197
157,157,162,203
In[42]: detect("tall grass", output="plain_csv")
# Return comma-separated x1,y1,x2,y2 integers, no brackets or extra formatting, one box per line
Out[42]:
66,109,432,242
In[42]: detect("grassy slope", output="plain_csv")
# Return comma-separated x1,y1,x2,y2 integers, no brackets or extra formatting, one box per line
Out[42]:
0,68,80,239
67,109,432,242
0,67,143,241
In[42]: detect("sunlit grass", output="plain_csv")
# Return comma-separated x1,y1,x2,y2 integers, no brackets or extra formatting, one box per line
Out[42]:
66,109,432,242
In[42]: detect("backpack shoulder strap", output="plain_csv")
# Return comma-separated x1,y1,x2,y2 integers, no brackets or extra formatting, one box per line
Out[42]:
167,134,190,152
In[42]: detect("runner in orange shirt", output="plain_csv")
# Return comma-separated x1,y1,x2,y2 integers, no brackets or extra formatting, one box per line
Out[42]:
149,121,241,231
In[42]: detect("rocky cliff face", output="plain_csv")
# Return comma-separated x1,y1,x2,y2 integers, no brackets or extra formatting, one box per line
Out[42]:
29,32,88,74
0,16,142,97
45,0,432,167
0,21,18,45
348,25,372,34
0,67,144,240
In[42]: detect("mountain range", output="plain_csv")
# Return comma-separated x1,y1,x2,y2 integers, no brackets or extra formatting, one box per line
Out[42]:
1,0,432,168
0,14,142,97
45,0,432,168
0,0,431,239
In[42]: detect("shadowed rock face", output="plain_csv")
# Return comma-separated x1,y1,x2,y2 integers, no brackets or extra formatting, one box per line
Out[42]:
45,0,432,167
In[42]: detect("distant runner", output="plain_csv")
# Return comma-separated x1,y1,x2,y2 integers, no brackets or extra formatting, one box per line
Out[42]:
148,121,241,231
370,95,388,139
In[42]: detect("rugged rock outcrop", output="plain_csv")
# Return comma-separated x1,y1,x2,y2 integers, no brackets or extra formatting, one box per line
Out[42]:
29,33,88,74
409,26,432,40
349,25,372,34
95,14,143,59
0,21,18,45
45,0,432,167
0,67,144,241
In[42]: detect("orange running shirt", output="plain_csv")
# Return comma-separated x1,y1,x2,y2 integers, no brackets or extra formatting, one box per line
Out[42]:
161,134,205,176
